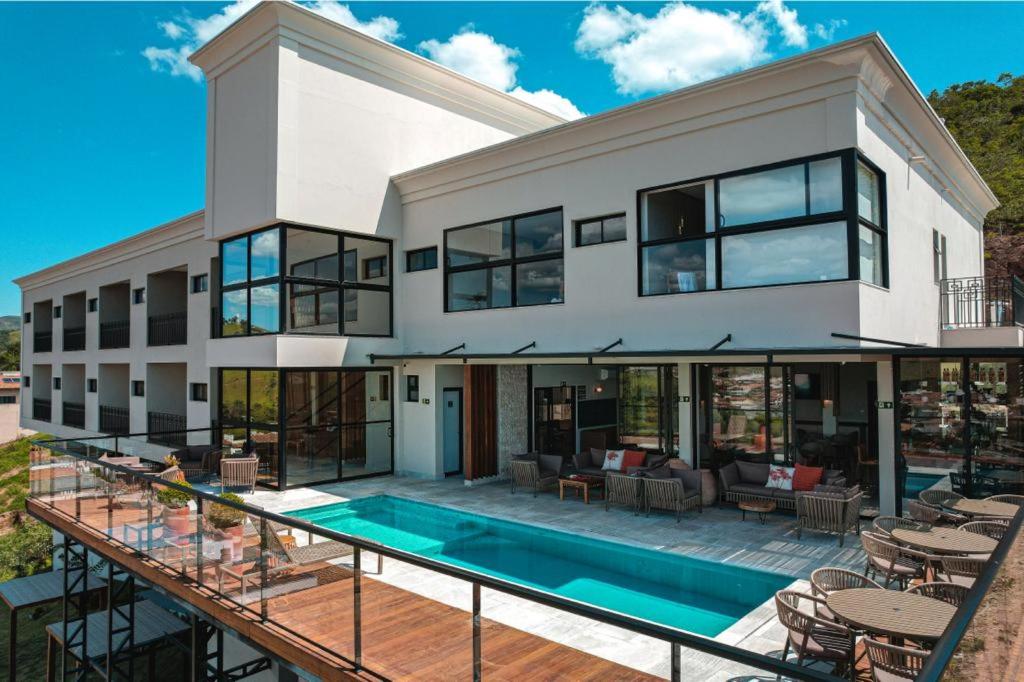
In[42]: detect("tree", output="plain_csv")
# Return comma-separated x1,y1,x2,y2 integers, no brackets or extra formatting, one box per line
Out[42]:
0,330,19,371
929,73,1024,276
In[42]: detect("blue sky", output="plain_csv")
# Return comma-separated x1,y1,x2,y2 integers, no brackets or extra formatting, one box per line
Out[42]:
2,1,1023,315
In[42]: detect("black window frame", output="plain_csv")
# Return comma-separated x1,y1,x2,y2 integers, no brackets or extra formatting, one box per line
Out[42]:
132,287,145,304
932,229,948,283
132,380,145,397
190,382,208,402
636,149,888,297
23,312,30,324
363,256,387,280
87,378,97,393
191,273,209,293
53,377,61,390
217,224,393,338
406,246,438,273
87,298,98,313
443,206,565,312
574,213,627,247
406,375,420,402
53,305,62,319
23,376,30,388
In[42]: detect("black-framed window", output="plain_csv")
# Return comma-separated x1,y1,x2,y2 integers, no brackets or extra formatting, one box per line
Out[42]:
575,213,627,247
132,380,145,397
638,150,888,296
406,375,419,402
219,225,392,337
190,382,208,402
444,207,564,311
23,376,30,388
53,377,61,390
191,273,209,293
53,306,62,319
932,229,948,283
87,298,97,313
406,247,437,272
87,378,97,393
132,288,145,304
23,312,30,324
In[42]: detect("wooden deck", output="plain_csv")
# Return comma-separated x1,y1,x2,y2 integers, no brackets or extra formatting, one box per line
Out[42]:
27,495,659,681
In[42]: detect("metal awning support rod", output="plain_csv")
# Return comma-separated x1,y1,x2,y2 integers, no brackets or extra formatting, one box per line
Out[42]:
598,338,623,353
709,334,732,351
442,343,467,355
511,341,537,355
830,332,926,348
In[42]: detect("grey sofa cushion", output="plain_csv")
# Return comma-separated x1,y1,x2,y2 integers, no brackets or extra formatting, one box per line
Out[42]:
736,461,770,485
590,448,607,468
772,488,797,501
645,465,672,479
729,482,772,496
577,466,605,477
670,467,702,494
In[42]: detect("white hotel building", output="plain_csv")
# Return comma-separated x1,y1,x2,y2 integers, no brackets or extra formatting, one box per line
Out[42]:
16,0,1020,521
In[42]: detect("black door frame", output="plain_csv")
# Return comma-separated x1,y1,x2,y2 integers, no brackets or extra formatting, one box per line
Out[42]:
442,387,464,476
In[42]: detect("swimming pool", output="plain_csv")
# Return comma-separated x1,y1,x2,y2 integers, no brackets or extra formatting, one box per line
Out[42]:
904,472,945,499
287,495,792,637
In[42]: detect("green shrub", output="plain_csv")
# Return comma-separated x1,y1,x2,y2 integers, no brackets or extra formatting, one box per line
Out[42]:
207,493,246,530
0,521,53,582
156,481,193,509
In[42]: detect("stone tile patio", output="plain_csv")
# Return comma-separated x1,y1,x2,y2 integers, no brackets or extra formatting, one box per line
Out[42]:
239,476,866,679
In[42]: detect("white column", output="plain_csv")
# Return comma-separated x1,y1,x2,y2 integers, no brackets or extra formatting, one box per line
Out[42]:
876,361,896,515
678,363,694,467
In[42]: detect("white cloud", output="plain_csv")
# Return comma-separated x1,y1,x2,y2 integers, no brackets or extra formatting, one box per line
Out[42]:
576,2,840,96
418,29,584,120
142,1,400,82
814,19,848,41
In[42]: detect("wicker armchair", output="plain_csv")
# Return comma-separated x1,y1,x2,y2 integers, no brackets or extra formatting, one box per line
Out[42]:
872,515,929,537
220,456,259,494
796,486,862,547
906,581,969,607
774,590,855,677
605,472,642,515
860,530,931,589
935,555,986,588
642,471,701,522
809,567,882,621
918,490,967,525
508,454,563,497
985,494,1024,507
864,638,928,682
959,519,1009,540
907,500,942,525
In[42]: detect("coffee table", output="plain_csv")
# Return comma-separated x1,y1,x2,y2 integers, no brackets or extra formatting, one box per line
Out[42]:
738,499,776,524
559,476,604,504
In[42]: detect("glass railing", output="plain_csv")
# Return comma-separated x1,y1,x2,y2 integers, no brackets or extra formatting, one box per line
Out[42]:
27,432,1024,681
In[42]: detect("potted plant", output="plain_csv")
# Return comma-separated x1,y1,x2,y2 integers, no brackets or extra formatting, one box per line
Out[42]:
163,453,180,468
157,481,193,541
207,493,247,560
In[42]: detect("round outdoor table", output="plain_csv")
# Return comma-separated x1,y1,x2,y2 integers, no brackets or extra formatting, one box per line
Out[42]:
946,498,1019,518
891,527,997,555
826,588,956,642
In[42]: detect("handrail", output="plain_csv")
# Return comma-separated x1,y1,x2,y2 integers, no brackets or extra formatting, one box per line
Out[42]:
31,434,837,681
917,506,1024,681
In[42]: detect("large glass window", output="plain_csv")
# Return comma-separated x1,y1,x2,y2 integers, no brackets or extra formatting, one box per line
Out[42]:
857,161,881,225
219,225,392,337
219,369,280,488
444,209,563,311
969,359,1024,496
639,150,887,295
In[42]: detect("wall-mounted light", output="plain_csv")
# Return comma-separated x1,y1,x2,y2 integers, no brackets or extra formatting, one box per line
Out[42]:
594,384,604,394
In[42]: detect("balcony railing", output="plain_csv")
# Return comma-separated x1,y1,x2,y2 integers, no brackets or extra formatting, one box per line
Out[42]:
99,319,130,349
62,325,86,351
940,275,1024,329
33,330,52,353
32,397,51,422
62,401,85,428
148,311,187,346
99,405,129,434
147,411,187,446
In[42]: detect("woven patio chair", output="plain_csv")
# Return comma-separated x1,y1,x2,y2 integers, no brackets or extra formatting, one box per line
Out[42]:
796,486,862,547
220,456,259,494
809,567,882,622
935,555,986,588
917,490,967,525
872,515,929,537
508,455,561,497
959,520,1009,540
907,500,942,525
860,530,931,589
774,590,855,678
905,581,969,607
864,638,928,682
642,471,701,522
985,493,1024,507
605,472,642,515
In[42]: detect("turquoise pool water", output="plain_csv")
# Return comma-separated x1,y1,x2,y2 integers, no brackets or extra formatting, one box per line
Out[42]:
904,472,945,499
288,495,791,637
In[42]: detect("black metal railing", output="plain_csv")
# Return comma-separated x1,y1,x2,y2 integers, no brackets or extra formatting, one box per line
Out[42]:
147,411,187,446
33,330,52,353
99,319,130,349
940,275,1024,329
147,311,187,346
62,325,86,351
33,397,51,421
99,405,129,434
62,401,85,428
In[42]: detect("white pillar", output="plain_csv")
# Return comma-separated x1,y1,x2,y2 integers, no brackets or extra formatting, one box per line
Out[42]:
678,363,694,467
876,361,896,515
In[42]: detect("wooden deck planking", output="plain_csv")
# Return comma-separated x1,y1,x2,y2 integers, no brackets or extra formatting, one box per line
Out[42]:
28,494,660,681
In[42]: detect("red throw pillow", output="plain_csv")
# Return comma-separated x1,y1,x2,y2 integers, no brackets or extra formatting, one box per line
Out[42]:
793,464,824,491
622,450,646,470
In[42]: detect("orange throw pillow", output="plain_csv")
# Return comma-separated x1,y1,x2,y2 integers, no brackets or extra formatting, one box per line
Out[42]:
793,464,823,491
622,450,646,470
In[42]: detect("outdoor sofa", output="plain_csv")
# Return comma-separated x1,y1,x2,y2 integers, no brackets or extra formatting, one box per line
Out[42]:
604,464,702,521
718,460,846,510
571,448,669,478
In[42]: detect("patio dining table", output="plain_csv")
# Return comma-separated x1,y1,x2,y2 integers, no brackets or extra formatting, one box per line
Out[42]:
826,588,956,644
945,498,1019,518
891,527,997,555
